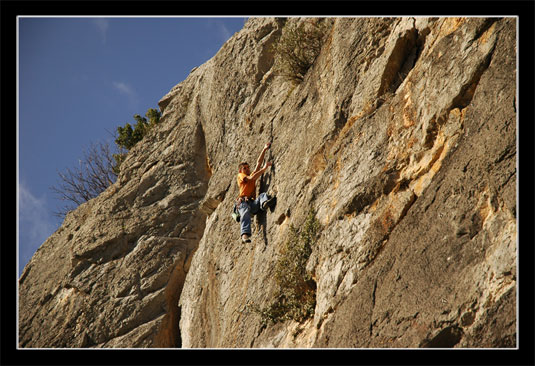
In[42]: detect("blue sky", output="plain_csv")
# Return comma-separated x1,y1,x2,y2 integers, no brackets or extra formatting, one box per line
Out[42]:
17,16,247,277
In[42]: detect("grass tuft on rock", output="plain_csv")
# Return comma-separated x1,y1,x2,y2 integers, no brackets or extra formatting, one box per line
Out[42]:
253,210,321,326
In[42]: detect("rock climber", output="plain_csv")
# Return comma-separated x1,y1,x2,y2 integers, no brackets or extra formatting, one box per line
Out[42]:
236,142,276,243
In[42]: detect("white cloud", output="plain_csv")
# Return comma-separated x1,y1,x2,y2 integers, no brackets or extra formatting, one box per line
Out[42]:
112,81,139,109
113,81,134,95
92,18,110,43
18,181,56,256
217,21,232,43
204,19,235,45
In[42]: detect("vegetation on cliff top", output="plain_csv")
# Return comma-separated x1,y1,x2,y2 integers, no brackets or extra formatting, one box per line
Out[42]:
51,108,160,218
113,108,161,174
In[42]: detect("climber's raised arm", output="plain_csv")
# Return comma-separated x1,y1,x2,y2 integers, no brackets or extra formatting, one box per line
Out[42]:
253,142,271,174
249,161,272,182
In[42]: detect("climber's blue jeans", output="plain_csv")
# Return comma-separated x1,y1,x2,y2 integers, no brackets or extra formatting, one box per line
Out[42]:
238,193,269,236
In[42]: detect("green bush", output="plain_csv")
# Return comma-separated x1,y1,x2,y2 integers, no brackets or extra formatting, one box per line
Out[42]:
113,108,161,172
115,108,160,150
254,210,321,326
272,18,331,84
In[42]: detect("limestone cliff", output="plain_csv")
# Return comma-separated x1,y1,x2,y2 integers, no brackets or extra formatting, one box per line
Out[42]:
19,17,517,349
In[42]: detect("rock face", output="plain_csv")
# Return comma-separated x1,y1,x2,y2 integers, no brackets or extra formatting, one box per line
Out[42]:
19,17,516,348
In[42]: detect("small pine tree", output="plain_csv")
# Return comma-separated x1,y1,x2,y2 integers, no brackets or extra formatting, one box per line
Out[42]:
115,123,135,150
113,108,162,172
132,114,148,143
146,108,161,126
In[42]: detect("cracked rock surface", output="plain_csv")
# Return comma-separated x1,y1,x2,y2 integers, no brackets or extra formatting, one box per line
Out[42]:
19,17,516,348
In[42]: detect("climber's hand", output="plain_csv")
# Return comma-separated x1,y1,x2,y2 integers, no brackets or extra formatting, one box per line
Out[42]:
264,142,271,150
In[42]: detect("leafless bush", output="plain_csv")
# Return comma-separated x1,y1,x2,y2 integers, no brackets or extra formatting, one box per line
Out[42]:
50,141,117,219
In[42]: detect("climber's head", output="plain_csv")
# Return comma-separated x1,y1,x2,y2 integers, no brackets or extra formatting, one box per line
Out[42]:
238,162,250,175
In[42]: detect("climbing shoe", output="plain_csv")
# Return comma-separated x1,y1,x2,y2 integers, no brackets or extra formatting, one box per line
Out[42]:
241,235,252,243
261,195,276,211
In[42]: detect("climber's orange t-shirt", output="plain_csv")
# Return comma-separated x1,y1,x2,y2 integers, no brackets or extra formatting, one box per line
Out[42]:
237,172,256,199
